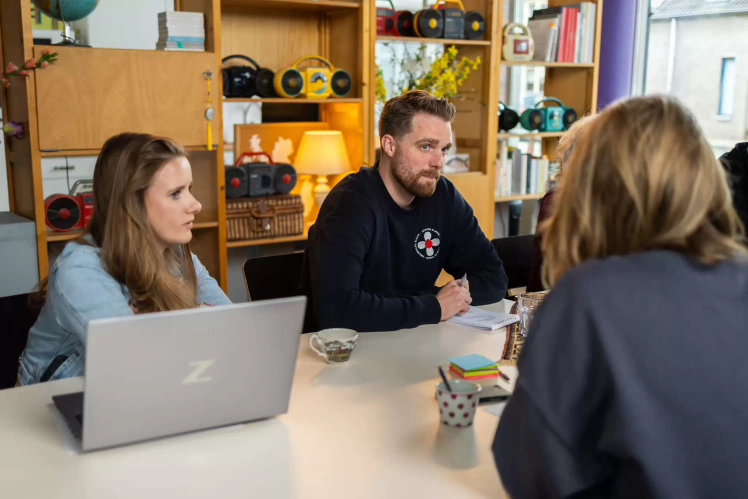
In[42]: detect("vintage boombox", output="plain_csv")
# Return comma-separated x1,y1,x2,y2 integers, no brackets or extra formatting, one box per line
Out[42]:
502,23,534,62
414,0,485,40
520,98,578,132
377,0,415,36
44,180,94,232
221,55,277,98
274,56,352,99
225,152,298,199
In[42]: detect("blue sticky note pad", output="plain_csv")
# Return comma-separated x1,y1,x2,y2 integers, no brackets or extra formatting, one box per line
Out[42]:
448,354,497,372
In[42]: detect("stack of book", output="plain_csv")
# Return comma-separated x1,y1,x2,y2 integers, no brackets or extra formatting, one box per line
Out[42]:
156,12,205,52
495,142,551,198
448,354,500,381
527,2,597,63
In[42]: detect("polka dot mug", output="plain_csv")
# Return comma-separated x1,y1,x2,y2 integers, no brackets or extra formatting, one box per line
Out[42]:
435,380,482,428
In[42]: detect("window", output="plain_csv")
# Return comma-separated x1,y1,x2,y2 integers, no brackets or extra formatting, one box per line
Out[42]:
636,1,748,157
718,57,736,118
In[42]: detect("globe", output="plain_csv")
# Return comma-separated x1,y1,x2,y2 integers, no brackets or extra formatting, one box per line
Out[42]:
32,0,100,22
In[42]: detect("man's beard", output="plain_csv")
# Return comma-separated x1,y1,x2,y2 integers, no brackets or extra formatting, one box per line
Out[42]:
391,151,441,198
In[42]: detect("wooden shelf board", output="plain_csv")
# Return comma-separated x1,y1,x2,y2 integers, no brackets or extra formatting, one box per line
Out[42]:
193,221,219,229
377,36,490,46
501,61,595,68
47,222,218,243
226,232,308,248
495,193,544,203
46,228,83,242
40,145,216,158
498,131,565,139
41,149,99,158
223,97,363,104
445,170,485,178
222,0,361,12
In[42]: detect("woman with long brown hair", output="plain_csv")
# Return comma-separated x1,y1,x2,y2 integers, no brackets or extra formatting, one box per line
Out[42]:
18,133,230,385
493,96,748,497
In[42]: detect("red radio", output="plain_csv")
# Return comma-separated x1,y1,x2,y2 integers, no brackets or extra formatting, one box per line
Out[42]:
376,0,396,36
45,180,94,232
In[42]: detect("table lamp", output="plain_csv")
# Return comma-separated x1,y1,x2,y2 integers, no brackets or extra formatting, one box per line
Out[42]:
294,130,351,209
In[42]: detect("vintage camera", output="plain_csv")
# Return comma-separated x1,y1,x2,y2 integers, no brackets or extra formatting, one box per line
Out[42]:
520,97,578,132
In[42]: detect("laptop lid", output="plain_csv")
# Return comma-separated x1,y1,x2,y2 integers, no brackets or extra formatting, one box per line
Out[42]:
81,296,306,451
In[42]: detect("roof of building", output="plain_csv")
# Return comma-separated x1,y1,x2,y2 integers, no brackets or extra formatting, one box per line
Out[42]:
652,0,748,19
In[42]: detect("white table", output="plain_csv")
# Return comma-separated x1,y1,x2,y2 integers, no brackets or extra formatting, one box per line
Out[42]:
0,301,516,498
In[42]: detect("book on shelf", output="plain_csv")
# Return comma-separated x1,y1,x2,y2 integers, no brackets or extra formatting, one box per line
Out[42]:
527,2,596,64
496,146,550,198
156,11,206,52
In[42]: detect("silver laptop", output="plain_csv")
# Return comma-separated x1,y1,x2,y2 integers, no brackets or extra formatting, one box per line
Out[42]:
52,296,306,452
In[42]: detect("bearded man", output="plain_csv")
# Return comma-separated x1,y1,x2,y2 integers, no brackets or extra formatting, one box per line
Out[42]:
300,90,508,332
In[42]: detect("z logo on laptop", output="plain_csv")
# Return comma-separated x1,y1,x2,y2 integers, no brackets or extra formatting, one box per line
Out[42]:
182,360,215,385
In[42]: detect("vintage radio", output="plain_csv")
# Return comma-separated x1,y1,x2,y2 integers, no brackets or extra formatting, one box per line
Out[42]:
377,0,397,35
221,55,277,98
502,23,534,62
44,180,94,232
520,98,578,132
274,56,352,99
226,152,298,199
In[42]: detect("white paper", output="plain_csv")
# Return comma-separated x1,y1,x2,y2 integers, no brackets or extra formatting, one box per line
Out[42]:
449,306,520,331
482,402,508,418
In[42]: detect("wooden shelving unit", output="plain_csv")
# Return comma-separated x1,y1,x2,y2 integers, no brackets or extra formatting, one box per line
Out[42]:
217,0,369,253
2,0,227,287
226,230,309,248
368,0,502,236
494,0,603,215
2,0,602,294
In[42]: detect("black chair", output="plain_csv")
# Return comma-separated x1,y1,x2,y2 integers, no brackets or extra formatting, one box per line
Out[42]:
0,293,40,389
491,235,535,296
242,252,317,333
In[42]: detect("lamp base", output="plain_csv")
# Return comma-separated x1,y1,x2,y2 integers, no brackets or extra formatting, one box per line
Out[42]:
313,176,331,207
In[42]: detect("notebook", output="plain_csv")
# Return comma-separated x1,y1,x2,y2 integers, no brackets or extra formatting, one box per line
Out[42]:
448,307,520,331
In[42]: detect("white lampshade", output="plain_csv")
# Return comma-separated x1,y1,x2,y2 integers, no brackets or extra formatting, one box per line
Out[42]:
294,131,351,176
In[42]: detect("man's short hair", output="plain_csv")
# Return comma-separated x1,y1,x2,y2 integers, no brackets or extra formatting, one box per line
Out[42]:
378,90,456,140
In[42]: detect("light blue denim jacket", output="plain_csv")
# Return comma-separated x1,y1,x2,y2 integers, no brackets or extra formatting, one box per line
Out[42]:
18,241,231,385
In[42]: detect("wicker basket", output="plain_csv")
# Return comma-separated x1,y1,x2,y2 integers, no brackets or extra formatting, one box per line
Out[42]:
226,195,304,242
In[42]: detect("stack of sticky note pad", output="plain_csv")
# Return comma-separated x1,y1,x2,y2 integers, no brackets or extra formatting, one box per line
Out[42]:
448,354,499,380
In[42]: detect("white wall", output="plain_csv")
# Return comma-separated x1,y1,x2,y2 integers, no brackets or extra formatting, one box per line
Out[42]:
72,0,174,50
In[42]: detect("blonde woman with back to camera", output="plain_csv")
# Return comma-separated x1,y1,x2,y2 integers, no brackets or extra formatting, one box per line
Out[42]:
18,133,231,386
493,96,748,498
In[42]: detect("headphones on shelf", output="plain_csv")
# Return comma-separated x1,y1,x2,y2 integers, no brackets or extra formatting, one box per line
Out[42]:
221,55,277,98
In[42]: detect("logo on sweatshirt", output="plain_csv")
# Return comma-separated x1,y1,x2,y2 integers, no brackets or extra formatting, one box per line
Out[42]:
414,228,441,259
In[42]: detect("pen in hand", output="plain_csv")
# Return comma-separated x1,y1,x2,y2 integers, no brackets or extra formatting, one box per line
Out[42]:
460,273,467,288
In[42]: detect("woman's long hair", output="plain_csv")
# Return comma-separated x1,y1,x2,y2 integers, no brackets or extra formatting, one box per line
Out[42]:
36,133,198,313
541,95,748,288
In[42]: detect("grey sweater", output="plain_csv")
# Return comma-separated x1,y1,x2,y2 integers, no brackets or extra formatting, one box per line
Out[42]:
493,250,748,499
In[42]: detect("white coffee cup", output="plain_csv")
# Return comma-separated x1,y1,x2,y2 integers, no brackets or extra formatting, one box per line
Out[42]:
309,328,358,363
